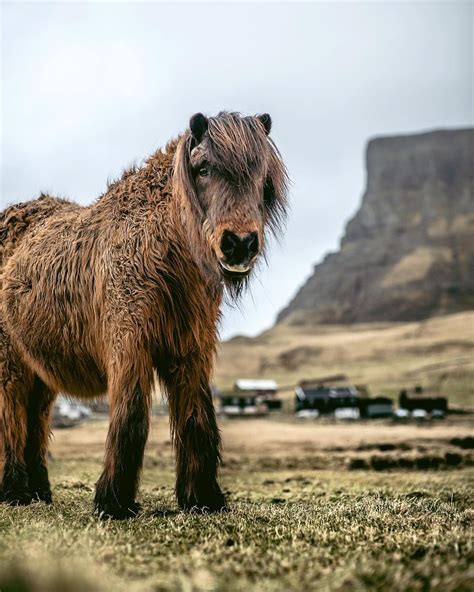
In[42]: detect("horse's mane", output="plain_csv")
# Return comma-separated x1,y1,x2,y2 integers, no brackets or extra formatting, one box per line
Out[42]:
104,139,180,200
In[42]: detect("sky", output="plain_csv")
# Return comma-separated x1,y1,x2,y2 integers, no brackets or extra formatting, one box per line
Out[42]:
1,1,472,339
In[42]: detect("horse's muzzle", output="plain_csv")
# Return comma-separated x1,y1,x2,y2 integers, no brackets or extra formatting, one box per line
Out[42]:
219,230,259,274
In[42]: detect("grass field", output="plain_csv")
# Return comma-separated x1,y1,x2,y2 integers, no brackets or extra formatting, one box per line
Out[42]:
1,416,473,591
216,312,474,408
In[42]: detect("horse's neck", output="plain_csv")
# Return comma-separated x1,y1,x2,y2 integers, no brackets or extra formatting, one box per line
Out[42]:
90,145,223,298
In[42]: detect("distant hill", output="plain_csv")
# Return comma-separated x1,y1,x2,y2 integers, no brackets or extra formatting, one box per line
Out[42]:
277,128,474,325
216,311,474,408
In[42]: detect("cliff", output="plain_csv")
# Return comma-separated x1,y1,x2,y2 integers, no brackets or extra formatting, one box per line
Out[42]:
277,128,474,325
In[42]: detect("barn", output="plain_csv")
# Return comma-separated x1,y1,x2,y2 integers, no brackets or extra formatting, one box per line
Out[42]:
233,379,283,411
359,396,393,418
399,388,448,417
217,392,268,417
295,375,360,419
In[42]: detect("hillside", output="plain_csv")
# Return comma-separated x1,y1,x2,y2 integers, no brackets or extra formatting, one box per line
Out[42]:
216,312,474,408
278,128,474,325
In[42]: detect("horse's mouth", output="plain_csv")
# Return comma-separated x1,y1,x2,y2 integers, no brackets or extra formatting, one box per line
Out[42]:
219,261,252,278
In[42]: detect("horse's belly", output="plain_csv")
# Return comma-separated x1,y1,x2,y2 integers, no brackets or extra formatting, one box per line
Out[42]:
52,364,106,399
14,327,106,398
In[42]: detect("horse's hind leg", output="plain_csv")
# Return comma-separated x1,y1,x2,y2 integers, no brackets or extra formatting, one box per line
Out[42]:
24,377,56,503
0,322,34,505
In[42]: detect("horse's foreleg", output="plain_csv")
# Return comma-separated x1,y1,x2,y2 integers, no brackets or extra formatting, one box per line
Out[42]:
166,368,225,512
94,369,152,519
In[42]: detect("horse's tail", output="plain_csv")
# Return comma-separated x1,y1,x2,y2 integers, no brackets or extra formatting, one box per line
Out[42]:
0,193,72,269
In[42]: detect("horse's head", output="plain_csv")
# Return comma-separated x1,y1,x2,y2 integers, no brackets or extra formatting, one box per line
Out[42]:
174,112,288,289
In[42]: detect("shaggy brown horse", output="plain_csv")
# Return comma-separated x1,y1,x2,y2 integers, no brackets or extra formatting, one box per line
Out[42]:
0,112,288,518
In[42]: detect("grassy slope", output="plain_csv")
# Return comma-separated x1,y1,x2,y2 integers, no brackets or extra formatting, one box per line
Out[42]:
215,312,474,408
0,418,473,592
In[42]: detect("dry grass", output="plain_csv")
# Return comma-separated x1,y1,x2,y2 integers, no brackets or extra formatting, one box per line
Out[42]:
48,416,470,457
1,417,473,591
216,312,474,407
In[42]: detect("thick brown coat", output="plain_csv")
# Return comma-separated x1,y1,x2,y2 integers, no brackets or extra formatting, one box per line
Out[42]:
0,112,288,517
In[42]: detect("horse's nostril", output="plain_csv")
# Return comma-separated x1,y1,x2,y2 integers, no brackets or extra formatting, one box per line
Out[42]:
244,232,259,258
220,230,240,258
220,230,259,265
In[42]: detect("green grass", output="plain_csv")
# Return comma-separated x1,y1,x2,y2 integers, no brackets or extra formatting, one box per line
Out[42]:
1,458,473,592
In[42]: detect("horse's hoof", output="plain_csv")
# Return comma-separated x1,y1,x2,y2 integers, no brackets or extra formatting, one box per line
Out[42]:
32,489,53,504
2,489,33,506
28,466,52,504
179,490,227,513
94,500,141,520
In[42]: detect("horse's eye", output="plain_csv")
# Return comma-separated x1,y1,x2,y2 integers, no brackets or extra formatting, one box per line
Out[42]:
198,166,210,177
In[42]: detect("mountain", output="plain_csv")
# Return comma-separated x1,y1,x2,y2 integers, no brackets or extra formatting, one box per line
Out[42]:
277,128,474,325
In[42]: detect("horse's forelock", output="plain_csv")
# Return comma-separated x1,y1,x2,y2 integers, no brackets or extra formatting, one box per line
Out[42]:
206,113,289,237
206,113,268,180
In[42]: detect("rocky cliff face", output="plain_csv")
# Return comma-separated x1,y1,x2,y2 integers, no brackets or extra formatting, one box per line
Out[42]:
277,128,474,325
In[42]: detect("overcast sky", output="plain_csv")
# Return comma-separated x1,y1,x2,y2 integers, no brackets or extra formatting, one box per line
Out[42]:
1,1,472,339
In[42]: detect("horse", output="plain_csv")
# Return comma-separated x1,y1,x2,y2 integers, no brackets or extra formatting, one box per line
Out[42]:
0,111,288,518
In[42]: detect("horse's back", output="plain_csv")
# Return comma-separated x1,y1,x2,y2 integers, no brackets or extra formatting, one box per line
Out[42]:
0,194,77,271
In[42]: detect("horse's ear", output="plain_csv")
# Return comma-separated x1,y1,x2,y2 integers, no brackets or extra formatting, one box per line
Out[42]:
189,113,208,144
257,113,272,135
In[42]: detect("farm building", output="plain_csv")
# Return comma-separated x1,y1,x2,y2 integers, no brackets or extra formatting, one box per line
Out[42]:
399,388,448,417
295,375,360,419
295,376,394,419
215,379,282,417
217,392,269,417
233,379,282,411
359,396,393,418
